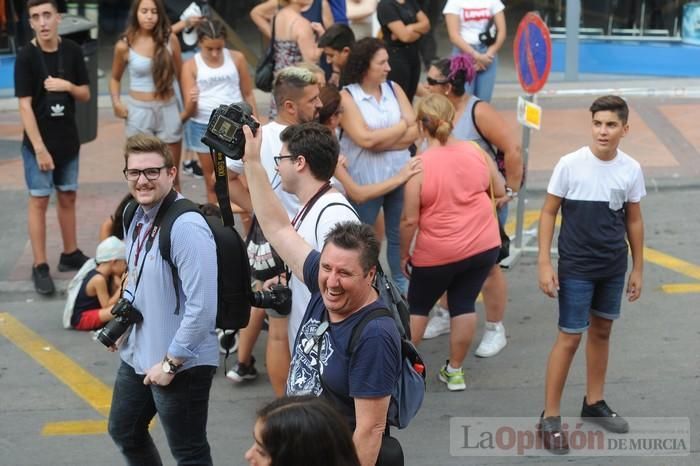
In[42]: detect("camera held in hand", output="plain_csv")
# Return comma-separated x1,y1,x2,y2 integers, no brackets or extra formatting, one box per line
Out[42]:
251,283,292,316
201,102,259,160
96,298,144,348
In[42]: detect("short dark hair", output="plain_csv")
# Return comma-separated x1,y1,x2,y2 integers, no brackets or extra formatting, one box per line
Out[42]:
589,95,629,124
279,123,339,182
258,396,360,466
318,24,355,50
27,0,58,10
323,222,379,274
340,38,386,86
273,66,319,111
318,84,341,125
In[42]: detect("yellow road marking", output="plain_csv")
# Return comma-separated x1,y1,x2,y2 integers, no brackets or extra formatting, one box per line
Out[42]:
504,210,541,236
0,312,113,436
660,283,700,294
643,247,700,281
41,420,108,436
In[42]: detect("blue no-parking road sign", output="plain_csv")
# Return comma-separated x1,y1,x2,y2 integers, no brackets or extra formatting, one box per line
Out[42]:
513,13,552,94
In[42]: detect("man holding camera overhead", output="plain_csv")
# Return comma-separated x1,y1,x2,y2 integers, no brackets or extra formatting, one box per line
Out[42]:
106,134,218,466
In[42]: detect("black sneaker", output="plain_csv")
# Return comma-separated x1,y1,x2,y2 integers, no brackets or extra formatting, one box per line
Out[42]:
32,263,55,295
537,411,569,455
182,160,194,175
226,356,258,382
58,249,90,272
190,160,204,179
581,397,629,433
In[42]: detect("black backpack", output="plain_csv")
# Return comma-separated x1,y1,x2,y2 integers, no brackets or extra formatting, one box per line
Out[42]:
123,191,251,331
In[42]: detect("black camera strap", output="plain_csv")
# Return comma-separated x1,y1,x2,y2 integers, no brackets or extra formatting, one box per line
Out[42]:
210,148,236,227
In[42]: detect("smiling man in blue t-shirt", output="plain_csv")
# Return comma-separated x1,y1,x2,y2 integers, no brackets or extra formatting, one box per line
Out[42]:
241,122,401,466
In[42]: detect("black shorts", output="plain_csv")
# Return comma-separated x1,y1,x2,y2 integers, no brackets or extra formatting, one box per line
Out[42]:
407,247,499,317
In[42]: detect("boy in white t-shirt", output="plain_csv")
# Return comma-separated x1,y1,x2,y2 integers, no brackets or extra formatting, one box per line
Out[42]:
537,95,646,454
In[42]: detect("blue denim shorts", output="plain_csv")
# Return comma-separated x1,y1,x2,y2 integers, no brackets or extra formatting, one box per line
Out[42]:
22,144,79,196
184,120,209,153
557,274,625,333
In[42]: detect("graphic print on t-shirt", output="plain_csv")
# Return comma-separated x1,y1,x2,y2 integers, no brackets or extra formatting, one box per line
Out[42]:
287,317,334,396
462,8,491,21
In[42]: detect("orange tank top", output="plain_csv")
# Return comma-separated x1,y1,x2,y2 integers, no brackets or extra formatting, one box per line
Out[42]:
410,141,500,267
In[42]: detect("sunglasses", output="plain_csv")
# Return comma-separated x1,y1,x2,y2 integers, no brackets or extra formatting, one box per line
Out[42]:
426,76,450,86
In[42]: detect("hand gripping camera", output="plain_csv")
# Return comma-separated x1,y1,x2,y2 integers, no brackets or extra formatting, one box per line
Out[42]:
251,283,292,316
201,102,259,160
96,298,144,348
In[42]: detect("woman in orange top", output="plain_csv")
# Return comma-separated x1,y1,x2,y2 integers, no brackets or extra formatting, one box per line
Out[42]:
400,93,504,391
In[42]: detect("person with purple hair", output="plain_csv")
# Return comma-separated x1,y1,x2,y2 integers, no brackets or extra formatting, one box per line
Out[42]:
420,53,522,361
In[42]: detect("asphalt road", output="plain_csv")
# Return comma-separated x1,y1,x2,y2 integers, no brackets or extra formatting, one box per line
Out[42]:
1,188,698,466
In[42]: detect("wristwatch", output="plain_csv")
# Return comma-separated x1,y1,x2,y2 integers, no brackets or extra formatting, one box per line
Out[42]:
162,357,182,375
506,187,519,199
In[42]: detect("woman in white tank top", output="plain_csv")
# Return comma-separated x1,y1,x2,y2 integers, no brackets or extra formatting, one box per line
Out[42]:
180,19,257,205
110,0,184,189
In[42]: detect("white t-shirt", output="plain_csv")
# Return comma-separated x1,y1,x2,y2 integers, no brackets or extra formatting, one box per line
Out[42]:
226,120,300,218
287,192,360,351
443,0,505,45
547,146,646,279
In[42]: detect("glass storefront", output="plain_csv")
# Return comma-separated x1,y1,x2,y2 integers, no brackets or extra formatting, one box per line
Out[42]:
533,0,694,40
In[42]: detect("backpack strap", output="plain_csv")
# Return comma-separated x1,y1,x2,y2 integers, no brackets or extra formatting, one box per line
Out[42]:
348,307,393,354
470,99,497,159
314,202,359,245
122,200,139,238
157,197,202,315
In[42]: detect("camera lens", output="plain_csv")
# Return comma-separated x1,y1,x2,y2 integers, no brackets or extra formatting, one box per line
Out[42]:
96,319,129,347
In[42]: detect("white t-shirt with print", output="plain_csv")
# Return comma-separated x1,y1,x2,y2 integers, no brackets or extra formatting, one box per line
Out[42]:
288,192,360,351
443,0,505,45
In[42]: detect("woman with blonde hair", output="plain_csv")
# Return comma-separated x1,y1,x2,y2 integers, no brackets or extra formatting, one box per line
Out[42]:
400,93,504,392
110,0,183,189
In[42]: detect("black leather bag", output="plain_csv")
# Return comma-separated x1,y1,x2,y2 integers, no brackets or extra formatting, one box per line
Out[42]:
255,16,276,92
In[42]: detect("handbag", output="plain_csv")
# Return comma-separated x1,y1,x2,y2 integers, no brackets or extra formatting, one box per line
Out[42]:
245,215,286,281
480,147,510,263
255,15,276,92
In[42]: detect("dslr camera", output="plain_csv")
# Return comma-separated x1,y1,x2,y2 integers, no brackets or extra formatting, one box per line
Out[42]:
96,298,144,348
251,283,292,316
201,102,259,160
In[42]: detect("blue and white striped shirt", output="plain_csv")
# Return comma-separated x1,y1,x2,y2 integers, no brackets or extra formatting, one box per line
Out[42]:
339,82,410,185
120,198,219,374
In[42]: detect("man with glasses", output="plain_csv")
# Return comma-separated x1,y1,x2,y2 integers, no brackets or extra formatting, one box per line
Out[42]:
15,0,90,294
107,133,218,465
225,66,323,394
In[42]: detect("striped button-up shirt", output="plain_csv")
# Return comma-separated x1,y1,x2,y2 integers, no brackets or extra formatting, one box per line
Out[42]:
120,198,219,374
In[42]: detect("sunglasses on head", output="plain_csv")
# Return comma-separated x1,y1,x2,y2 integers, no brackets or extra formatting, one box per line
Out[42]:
426,76,450,86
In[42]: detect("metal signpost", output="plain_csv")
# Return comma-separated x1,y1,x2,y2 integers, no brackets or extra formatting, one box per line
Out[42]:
505,13,552,266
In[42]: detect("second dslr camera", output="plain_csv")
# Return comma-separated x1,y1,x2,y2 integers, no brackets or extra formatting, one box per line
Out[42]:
201,102,259,160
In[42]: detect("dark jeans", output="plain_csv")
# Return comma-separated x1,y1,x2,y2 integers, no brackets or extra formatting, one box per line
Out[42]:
387,45,422,102
108,361,216,466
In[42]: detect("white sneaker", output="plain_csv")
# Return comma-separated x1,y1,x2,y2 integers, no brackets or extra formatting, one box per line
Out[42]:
422,307,450,339
474,321,507,358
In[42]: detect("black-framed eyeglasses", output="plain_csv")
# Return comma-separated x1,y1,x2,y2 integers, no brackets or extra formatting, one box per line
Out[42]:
274,155,297,167
123,166,167,181
426,76,450,86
